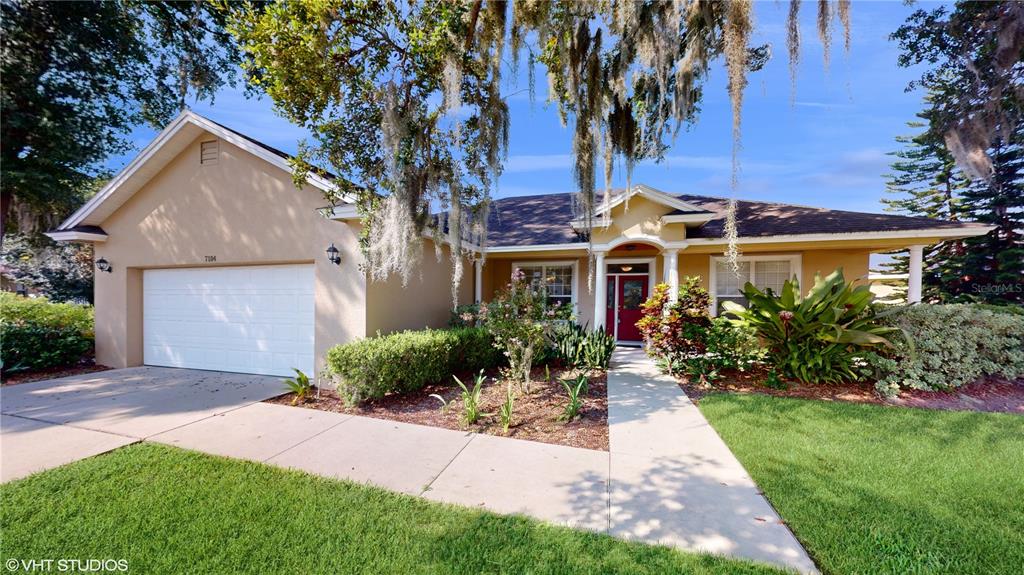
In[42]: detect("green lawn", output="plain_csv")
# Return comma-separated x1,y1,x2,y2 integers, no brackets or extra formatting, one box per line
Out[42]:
0,443,778,575
699,395,1024,575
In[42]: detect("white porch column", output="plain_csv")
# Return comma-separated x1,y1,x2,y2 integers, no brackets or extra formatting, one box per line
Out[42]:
474,259,483,303
664,249,680,303
907,245,925,304
594,251,607,330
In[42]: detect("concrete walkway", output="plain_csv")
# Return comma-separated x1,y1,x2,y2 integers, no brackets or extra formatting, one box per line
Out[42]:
2,356,815,573
607,347,817,573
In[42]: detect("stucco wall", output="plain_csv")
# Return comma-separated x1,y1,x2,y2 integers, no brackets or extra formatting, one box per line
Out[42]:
365,241,473,335
591,195,686,244
94,133,365,373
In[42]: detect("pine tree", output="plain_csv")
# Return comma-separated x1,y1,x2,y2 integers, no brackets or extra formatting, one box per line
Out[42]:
881,115,968,301
883,115,1023,304
946,121,1024,304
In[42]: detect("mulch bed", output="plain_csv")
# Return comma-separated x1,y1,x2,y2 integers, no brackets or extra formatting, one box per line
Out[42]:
267,365,609,451
1,362,112,386
678,366,1024,414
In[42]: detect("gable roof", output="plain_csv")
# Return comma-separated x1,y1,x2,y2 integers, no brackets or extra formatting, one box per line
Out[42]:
486,189,991,248
52,111,347,235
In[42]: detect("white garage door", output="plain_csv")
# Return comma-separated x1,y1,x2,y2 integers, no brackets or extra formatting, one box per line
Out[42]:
143,264,314,377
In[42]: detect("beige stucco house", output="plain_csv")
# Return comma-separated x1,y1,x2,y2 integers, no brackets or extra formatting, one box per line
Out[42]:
48,111,991,377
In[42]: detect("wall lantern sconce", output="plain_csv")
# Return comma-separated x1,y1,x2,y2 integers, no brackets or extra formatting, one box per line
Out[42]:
326,243,341,265
96,257,113,273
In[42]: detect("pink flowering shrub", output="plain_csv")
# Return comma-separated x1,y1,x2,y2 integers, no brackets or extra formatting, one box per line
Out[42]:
484,268,552,393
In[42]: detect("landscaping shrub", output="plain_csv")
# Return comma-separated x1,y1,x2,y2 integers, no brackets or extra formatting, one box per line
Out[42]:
0,293,94,372
724,268,896,384
484,269,555,392
449,303,483,327
325,327,500,403
637,278,713,359
866,304,1024,396
551,322,615,370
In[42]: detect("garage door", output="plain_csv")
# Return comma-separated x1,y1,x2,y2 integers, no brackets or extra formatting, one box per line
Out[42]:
143,265,314,377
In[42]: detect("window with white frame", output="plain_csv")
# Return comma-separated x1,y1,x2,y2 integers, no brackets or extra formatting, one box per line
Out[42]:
514,262,575,308
711,255,800,315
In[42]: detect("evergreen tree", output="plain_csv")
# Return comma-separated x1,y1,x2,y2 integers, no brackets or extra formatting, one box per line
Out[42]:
881,115,968,301
883,116,1023,304
948,122,1024,304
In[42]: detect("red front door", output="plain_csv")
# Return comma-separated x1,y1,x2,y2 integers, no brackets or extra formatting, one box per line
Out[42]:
616,275,648,342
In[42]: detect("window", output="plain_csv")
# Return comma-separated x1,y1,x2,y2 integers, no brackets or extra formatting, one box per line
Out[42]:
514,262,576,308
200,140,219,165
711,255,800,315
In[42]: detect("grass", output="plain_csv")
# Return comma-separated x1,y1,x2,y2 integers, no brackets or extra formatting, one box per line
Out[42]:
699,394,1024,575
0,443,781,575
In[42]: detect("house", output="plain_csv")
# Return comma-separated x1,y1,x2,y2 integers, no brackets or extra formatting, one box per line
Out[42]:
47,111,991,377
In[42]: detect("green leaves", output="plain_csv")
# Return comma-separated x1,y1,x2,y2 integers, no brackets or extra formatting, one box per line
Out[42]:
0,293,94,373
552,322,614,371
725,268,896,384
325,327,500,403
282,368,314,405
453,370,488,426
558,374,588,422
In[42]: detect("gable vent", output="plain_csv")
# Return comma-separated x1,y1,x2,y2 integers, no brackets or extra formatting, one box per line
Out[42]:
200,140,219,165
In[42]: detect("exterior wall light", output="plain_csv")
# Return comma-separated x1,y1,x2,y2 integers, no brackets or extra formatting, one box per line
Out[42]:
326,243,341,265
96,257,112,273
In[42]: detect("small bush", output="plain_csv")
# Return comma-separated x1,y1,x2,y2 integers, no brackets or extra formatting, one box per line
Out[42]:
551,322,615,370
325,327,500,403
0,293,94,372
282,369,314,405
866,304,1024,396
449,303,483,327
636,278,713,359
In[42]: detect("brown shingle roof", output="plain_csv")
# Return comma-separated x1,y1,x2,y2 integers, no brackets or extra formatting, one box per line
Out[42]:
486,191,988,247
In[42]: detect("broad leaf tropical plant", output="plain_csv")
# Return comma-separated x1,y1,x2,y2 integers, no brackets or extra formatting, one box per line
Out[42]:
723,268,897,384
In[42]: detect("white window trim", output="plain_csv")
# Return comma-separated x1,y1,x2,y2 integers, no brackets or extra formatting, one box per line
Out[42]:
709,254,802,316
511,260,579,311
604,257,656,343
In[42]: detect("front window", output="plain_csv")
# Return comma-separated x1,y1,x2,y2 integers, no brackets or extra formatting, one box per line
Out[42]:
515,263,575,309
713,256,799,315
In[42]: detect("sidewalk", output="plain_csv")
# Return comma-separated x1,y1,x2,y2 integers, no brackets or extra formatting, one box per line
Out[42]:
607,347,817,573
151,348,816,573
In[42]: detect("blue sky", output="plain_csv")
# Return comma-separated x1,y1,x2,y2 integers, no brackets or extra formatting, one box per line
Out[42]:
115,1,936,218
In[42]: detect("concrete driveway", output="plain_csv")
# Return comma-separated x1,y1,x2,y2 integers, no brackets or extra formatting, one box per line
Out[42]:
0,367,283,482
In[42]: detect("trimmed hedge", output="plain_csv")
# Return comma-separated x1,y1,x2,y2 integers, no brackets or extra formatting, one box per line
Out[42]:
1,293,94,372
325,327,500,403
867,304,1024,396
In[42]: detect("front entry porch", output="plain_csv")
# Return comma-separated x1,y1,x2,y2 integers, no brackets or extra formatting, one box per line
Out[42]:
595,243,678,345
600,257,655,345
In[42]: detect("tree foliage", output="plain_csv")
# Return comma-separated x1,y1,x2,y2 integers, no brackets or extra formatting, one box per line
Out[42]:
1,233,94,303
0,0,248,236
892,1,1024,182
885,2,1024,305
229,0,858,294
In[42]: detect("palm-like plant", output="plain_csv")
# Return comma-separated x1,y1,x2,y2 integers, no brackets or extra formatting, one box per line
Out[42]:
723,268,897,384
282,369,314,405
